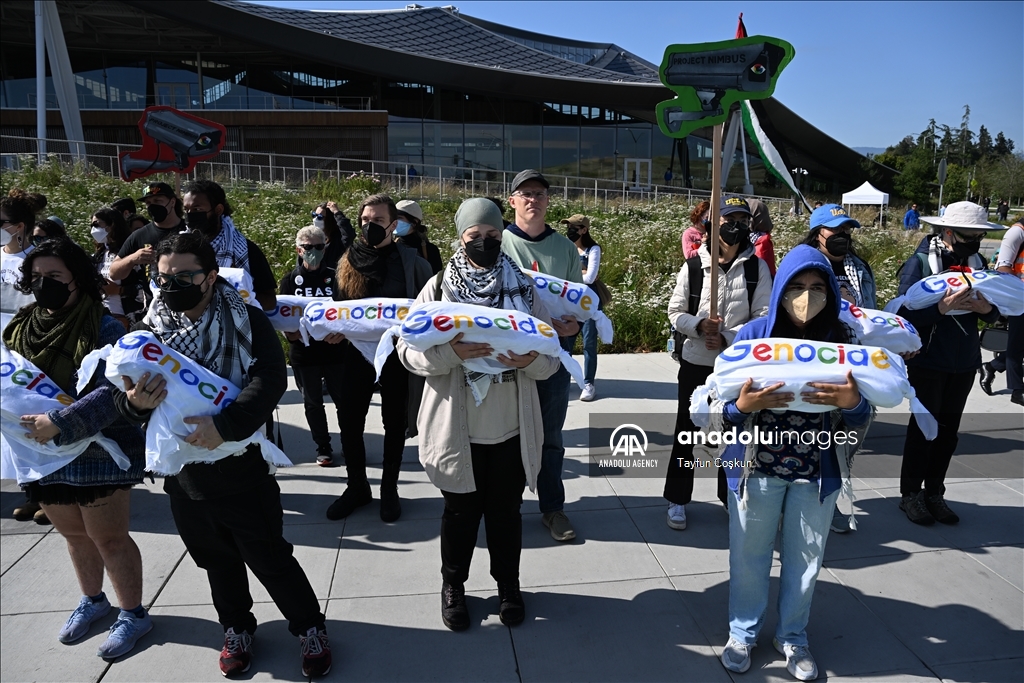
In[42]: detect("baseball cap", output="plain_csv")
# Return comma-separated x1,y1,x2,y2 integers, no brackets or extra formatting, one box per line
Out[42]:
137,182,177,202
810,203,861,230
395,199,423,223
560,214,590,229
510,169,550,193
720,196,751,217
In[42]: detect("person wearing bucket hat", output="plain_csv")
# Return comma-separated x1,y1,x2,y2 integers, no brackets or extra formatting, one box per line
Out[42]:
803,204,876,309
395,199,443,274
894,201,1001,526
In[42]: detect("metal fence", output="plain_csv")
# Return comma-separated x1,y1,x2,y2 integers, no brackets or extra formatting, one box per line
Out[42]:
1,134,794,212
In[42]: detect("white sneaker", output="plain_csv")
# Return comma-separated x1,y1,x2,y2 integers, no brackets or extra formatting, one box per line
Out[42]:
580,382,596,402
667,503,687,530
721,637,753,673
774,638,818,681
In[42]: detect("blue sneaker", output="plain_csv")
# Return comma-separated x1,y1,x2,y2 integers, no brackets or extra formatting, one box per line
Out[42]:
96,610,153,660
58,595,111,643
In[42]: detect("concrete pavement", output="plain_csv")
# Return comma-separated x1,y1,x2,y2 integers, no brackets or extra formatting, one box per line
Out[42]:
2,351,1021,683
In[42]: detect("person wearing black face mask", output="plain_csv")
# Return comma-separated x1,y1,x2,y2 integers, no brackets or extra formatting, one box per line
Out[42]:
894,201,1001,527
182,180,278,312
3,238,150,657
397,197,560,631
109,182,184,289
803,204,877,309
324,194,432,524
119,231,333,677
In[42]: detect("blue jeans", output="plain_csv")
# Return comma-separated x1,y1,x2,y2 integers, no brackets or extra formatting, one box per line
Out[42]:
728,472,839,648
580,319,598,384
534,335,574,514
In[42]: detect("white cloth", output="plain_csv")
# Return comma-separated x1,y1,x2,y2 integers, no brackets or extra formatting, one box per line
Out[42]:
838,300,921,354
581,245,601,285
0,246,34,314
300,297,415,365
689,337,937,439
99,249,124,317
521,269,614,343
375,300,584,398
896,270,1024,317
76,331,291,476
267,295,331,334
0,345,130,484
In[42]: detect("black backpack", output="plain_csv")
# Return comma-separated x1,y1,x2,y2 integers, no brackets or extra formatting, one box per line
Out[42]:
670,255,760,362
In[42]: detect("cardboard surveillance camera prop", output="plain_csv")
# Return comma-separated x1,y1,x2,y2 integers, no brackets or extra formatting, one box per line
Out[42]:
656,36,795,138
119,106,227,181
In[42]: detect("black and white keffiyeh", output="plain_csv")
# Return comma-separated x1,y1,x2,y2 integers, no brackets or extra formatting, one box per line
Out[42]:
927,234,984,274
841,255,865,307
144,281,254,387
208,216,250,272
440,247,535,403
440,248,534,313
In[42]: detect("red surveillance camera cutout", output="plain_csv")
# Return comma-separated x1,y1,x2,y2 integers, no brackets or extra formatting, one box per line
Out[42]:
118,106,227,181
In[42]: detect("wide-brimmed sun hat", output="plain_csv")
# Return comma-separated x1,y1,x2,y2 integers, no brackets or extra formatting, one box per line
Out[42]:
920,201,1002,231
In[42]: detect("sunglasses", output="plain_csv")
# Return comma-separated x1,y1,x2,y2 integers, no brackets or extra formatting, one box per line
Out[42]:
152,270,207,289
299,243,325,251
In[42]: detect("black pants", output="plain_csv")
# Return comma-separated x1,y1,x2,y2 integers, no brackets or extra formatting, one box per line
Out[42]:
440,437,526,586
989,314,1024,392
337,343,408,487
169,477,325,637
900,366,975,496
294,364,346,454
664,359,728,505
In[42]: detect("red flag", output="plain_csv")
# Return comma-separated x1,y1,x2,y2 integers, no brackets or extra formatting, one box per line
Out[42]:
736,12,748,38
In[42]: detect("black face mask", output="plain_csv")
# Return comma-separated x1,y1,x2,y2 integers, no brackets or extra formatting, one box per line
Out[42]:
825,233,852,256
362,221,388,247
31,276,73,309
186,210,218,235
565,227,581,242
147,203,170,223
161,281,206,312
720,223,750,246
952,239,981,260
465,236,502,268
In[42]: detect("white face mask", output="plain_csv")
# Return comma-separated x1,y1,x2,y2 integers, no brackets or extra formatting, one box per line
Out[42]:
90,226,108,243
0,228,12,247
782,289,827,324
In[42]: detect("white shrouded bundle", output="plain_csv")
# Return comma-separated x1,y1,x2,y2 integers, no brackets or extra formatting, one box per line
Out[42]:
885,270,1024,317
76,331,292,476
0,345,130,484
689,337,937,439
299,298,415,365
521,270,613,343
266,295,331,334
838,300,921,354
374,300,584,387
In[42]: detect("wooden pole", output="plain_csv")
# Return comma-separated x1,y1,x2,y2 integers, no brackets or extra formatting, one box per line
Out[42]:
708,122,724,320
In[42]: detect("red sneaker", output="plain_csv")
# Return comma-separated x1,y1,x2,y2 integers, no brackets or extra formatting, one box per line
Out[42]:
219,627,253,677
299,626,332,677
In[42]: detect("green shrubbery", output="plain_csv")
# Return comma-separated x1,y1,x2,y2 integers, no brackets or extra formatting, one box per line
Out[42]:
2,159,924,352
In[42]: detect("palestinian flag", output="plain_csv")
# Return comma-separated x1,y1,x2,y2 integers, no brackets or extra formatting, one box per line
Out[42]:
741,100,811,210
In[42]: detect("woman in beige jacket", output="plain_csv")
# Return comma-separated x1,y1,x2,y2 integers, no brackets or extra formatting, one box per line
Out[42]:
397,197,559,633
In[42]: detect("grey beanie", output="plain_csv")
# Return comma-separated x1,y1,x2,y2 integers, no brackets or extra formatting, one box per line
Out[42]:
454,197,504,237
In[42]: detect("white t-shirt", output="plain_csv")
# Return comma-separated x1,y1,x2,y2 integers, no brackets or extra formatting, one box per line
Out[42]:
99,249,124,316
0,246,35,314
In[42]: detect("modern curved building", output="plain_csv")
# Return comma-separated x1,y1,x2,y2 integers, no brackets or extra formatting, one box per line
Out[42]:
0,0,894,194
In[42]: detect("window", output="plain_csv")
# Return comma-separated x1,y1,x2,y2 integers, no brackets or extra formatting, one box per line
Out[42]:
504,125,540,173
543,126,579,176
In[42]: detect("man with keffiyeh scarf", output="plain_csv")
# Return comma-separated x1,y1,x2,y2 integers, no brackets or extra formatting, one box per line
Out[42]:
116,231,332,678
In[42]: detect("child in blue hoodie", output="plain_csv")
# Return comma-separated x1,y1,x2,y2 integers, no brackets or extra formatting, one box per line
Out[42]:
715,245,872,682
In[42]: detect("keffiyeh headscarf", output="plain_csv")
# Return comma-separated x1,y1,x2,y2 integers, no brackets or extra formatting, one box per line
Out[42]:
207,216,250,272
144,281,254,387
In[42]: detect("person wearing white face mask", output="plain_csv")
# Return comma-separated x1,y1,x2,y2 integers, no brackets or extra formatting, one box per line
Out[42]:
90,207,145,331
324,194,433,524
1,189,48,319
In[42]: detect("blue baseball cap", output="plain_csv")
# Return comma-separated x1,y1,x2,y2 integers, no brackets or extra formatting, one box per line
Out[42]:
810,203,861,230
720,196,751,217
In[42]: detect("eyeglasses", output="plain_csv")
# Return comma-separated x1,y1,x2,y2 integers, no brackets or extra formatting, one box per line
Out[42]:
824,225,854,234
91,221,105,229
298,243,325,251
513,191,548,201
152,270,206,289
0,219,15,226
722,219,750,230
310,210,322,219
30,235,50,247
953,230,985,242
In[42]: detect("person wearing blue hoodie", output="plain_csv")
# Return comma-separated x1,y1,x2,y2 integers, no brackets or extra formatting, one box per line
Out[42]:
714,245,872,682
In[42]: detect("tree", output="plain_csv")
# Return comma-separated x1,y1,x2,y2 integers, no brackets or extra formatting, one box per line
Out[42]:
956,105,974,165
892,146,935,207
977,125,993,159
994,132,1016,157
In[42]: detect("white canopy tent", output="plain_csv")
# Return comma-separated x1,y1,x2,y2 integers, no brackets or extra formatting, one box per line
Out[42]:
842,182,889,226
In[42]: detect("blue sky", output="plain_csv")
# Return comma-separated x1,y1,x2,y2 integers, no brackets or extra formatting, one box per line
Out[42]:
252,1,1023,150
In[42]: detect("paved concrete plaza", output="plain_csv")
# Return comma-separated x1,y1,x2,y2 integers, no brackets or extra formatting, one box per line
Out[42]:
2,352,1021,682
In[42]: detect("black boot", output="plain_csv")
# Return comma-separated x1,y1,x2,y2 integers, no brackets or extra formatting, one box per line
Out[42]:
497,581,525,626
978,363,996,396
326,476,372,521
441,582,469,631
379,486,402,523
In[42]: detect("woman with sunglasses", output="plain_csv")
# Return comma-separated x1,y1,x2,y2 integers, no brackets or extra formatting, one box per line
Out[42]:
90,208,144,330
895,202,1001,526
802,204,876,309
31,217,68,245
279,225,341,466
